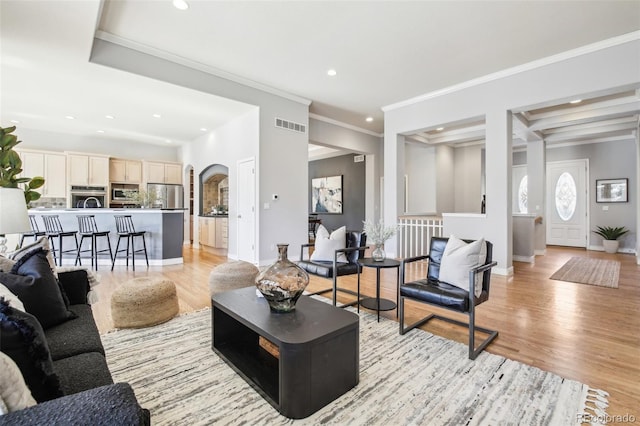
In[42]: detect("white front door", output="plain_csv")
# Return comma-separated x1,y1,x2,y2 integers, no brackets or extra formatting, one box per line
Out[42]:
237,158,256,263
546,159,588,247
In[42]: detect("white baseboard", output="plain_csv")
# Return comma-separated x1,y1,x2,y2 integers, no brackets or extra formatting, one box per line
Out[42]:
513,255,535,263
534,249,546,256
493,266,514,276
588,245,636,254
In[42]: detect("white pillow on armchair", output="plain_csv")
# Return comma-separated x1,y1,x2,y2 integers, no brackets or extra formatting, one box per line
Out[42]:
310,225,348,263
438,235,487,298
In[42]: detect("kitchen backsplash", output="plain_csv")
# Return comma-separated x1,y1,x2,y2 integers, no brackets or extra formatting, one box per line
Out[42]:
29,197,67,208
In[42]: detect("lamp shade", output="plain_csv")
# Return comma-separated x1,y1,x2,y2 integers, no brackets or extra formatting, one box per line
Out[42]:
0,188,31,234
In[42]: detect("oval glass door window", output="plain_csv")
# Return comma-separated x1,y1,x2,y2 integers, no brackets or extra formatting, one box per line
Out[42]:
555,172,577,221
518,175,528,213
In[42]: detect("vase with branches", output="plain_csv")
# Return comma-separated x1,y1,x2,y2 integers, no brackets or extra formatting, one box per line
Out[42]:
363,219,397,261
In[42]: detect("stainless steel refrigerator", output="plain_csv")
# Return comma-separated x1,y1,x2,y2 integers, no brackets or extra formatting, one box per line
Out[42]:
147,183,184,209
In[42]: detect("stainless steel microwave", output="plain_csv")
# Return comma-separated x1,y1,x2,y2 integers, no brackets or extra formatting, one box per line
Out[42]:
111,184,139,201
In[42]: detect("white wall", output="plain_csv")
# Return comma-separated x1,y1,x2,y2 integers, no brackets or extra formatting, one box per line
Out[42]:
182,109,259,259
91,38,311,264
404,142,436,214
383,36,640,272
453,144,483,213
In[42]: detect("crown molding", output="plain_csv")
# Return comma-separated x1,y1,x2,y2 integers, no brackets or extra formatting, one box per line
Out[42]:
94,30,312,107
309,113,382,137
382,31,640,112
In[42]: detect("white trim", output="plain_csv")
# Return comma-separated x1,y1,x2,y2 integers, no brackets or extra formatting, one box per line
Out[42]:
442,213,486,218
534,249,546,256
493,266,514,276
588,245,636,254
513,255,535,264
94,30,312,107
309,113,383,137
382,31,640,112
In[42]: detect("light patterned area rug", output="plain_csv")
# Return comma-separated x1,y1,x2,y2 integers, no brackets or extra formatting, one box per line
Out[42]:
550,257,620,288
102,304,609,425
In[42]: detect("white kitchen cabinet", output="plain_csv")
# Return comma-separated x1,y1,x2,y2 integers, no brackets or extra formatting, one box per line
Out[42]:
68,154,109,186
110,159,142,183
17,150,66,198
145,161,182,184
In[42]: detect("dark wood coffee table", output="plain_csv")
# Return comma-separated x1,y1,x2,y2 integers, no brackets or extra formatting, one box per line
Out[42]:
211,286,359,419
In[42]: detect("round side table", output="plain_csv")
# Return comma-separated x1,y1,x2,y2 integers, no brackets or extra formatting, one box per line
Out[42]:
357,257,400,322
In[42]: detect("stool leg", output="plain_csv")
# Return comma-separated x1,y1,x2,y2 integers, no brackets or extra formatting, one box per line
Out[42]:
112,236,121,271
74,234,80,266
125,235,131,269
58,235,63,266
75,236,83,266
131,235,135,271
142,235,149,267
19,235,25,248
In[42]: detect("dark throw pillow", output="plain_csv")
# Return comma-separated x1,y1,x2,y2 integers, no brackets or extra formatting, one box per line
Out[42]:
0,299,63,402
0,248,76,329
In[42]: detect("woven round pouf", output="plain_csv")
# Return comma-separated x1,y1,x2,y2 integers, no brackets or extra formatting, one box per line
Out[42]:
111,277,179,329
209,260,259,297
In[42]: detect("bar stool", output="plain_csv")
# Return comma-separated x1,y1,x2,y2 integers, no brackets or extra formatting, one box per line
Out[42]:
19,215,46,248
76,215,113,271
41,215,79,266
111,215,149,271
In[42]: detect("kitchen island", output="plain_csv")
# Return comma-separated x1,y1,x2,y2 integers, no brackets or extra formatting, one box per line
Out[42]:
28,208,185,266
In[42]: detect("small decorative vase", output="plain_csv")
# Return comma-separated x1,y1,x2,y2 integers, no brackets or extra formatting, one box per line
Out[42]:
255,244,309,312
372,245,386,262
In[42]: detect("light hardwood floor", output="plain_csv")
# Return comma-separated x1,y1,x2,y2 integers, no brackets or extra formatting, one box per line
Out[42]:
91,246,639,423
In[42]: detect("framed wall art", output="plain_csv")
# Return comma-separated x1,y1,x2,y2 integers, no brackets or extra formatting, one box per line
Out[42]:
596,178,628,203
312,175,343,214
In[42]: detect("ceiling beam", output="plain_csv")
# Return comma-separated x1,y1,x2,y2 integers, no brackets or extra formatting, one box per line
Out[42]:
528,99,640,131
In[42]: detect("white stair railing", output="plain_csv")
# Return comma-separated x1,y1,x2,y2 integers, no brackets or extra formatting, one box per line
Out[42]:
398,216,444,258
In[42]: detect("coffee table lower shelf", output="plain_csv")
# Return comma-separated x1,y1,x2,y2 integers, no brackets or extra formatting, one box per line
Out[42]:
211,288,359,419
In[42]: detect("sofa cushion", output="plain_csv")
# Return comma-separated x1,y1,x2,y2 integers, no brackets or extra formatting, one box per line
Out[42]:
400,278,471,312
0,383,150,426
310,225,348,263
45,304,105,360
0,283,24,312
8,237,58,279
0,351,36,413
438,235,486,297
53,352,113,396
1,248,76,329
0,299,63,403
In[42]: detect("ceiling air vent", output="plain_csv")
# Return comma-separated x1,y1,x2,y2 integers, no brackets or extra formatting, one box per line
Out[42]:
275,117,306,134
354,154,365,163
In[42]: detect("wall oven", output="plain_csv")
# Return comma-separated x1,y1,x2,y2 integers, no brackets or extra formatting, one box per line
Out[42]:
70,186,106,208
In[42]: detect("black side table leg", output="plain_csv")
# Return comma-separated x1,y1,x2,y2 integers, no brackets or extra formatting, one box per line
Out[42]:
376,267,381,322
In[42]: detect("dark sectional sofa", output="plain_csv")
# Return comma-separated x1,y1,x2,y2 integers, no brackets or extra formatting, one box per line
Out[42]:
0,265,149,425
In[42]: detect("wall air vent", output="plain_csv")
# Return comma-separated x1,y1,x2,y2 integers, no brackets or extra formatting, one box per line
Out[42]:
354,154,365,163
275,117,307,134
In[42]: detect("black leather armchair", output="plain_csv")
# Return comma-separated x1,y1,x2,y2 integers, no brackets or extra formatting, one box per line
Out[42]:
399,236,498,360
298,231,368,307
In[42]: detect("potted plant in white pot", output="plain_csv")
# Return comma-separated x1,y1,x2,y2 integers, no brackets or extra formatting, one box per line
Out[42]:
0,126,45,204
592,225,629,254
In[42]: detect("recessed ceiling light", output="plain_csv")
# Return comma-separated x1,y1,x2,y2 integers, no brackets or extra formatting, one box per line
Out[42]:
105,115,114,119
96,130,105,133
65,115,75,120
570,99,582,104
173,0,189,10
327,69,337,77
365,117,373,122
152,113,162,118
200,127,207,132
436,127,444,131
10,120,20,124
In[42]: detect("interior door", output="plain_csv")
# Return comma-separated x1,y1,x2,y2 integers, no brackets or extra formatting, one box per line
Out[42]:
546,159,588,247
237,158,256,263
